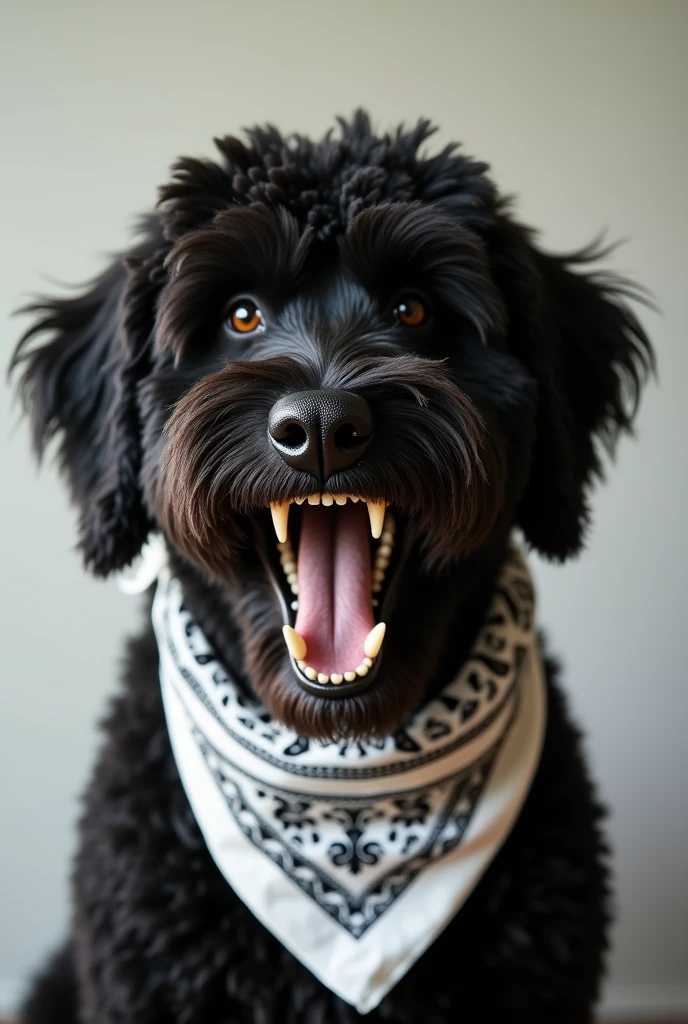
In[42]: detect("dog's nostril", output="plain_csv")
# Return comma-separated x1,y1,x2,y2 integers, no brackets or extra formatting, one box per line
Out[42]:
273,420,309,451
334,422,366,452
268,389,374,480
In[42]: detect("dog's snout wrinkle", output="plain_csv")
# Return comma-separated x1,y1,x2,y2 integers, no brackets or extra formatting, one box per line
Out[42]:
268,388,374,481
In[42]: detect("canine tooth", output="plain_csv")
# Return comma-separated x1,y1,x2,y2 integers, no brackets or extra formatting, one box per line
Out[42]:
367,500,386,539
363,657,373,668
283,625,307,661
270,502,290,543
304,666,317,680
317,673,330,684
356,664,369,677
307,493,320,505
322,492,334,506
344,671,357,682
363,622,386,659
330,673,343,684
334,494,347,506
295,495,307,505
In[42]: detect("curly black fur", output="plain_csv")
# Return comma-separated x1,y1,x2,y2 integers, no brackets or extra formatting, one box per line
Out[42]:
11,111,653,1022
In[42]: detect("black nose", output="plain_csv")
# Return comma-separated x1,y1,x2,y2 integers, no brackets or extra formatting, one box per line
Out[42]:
268,389,374,481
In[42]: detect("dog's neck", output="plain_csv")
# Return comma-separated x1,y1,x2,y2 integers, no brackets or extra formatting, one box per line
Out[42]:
166,531,512,726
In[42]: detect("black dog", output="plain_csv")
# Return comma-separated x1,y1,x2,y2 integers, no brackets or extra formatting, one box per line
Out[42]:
12,112,652,1024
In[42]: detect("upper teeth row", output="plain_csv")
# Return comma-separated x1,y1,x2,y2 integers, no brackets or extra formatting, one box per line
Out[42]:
270,496,387,543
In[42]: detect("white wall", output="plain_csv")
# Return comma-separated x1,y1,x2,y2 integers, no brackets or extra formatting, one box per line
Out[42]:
1,0,686,1018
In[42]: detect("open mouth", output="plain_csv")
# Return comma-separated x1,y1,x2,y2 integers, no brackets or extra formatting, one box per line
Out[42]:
266,494,397,698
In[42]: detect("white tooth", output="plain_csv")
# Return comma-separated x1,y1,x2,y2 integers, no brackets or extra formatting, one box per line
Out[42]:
356,663,369,677
304,666,317,680
317,672,330,684
363,657,373,668
344,671,357,682
286,572,298,586
384,512,396,532
290,583,299,595
322,492,334,506
372,598,379,607
374,555,390,570
297,659,306,669
291,600,298,611
372,582,382,593
307,493,320,505
270,502,290,543
349,495,360,503
380,530,394,546
330,673,343,684
334,494,347,506
363,622,386,659
295,495,306,505
373,568,386,583
367,500,386,539
277,540,290,552
281,559,296,574
282,625,307,661
378,543,393,558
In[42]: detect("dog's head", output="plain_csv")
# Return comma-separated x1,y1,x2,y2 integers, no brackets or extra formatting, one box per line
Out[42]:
12,113,652,739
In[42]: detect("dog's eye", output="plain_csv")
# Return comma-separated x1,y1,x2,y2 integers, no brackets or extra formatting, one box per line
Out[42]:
393,297,428,327
227,299,265,334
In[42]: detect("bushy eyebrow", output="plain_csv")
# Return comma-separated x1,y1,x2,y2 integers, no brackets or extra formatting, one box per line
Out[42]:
157,204,312,359
338,202,504,337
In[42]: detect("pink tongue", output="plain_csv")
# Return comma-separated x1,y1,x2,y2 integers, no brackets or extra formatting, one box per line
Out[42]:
294,503,375,676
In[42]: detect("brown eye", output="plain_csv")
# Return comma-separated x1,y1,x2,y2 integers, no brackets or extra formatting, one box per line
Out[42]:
393,296,428,327
228,299,264,334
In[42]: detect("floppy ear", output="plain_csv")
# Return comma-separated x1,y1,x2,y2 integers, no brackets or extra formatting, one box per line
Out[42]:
11,219,169,576
486,210,654,560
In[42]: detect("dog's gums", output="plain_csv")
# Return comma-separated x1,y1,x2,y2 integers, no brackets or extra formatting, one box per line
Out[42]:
270,495,393,692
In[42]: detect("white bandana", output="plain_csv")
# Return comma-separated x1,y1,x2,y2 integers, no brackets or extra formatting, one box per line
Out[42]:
151,547,546,1015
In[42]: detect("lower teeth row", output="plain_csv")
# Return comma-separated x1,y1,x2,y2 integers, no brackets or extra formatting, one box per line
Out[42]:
296,658,374,685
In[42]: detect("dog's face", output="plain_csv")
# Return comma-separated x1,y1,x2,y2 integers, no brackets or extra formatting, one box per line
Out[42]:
13,114,652,740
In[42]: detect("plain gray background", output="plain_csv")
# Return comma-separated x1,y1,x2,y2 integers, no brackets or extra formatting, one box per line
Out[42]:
1,0,686,1018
